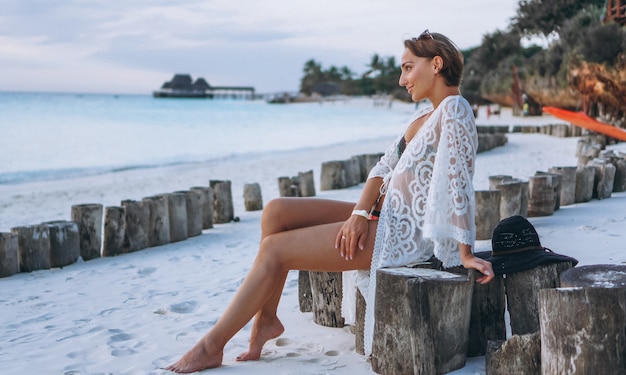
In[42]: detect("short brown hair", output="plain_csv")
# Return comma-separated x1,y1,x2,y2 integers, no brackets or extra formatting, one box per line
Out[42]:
404,31,464,87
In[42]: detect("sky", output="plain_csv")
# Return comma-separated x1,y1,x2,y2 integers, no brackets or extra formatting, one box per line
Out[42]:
0,0,521,95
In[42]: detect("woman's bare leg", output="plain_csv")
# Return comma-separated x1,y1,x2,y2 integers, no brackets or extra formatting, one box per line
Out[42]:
166,198,371,373
236,198,355,361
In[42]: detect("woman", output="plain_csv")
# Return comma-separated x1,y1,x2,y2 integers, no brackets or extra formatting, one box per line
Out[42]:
166,30,494,373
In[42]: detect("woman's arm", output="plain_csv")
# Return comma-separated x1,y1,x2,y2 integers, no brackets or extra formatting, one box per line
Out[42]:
335,176,383,260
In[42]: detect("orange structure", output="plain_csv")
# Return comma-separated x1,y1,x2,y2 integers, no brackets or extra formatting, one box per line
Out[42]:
543,106,626,141
604,0,626,25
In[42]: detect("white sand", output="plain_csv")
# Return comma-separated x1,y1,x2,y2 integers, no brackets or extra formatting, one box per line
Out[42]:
1,102,626,374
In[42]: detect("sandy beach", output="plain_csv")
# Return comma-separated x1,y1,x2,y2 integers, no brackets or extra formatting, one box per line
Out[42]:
1,101,625,375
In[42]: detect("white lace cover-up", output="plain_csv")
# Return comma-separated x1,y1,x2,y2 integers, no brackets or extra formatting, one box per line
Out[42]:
341,95,478,357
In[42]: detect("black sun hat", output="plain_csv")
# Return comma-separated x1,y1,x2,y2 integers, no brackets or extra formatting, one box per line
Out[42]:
475,215,578,275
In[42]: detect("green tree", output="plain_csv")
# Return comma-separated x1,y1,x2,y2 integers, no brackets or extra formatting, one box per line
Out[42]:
513,0,606,37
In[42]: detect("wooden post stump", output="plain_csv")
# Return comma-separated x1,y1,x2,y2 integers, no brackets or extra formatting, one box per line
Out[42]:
298,170,316,197
298,270,312,312
540,287,626,374
355,288,367,355
485,332,541,375
320,159,360,190
535,171,561,211
191,186,214,229
0,232,20,278
167,192,188,243
243,183,263,211
560,264,626,288
575,166,595,203
278,176,298,197
142,195,170,247
505,262,574,335
178,190,203,237
527,175,555,217
467,275,506,357
210,180,234,224
588,158,616,199
371,267,474,375
548,166,577,206
121,199,149,252
309,271,344,327
495,180,522,219
365,153,384,175
103,206,126,257
475,190,501,240
489,175,513,191
43,221,80,267
11,224,51,272
71,203,103,260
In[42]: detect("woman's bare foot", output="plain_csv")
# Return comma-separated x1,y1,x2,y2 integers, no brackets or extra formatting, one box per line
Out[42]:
165,338,224,373
236,316,285,361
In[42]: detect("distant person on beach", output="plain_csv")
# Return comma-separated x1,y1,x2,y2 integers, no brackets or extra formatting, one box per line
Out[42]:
165,30,494,373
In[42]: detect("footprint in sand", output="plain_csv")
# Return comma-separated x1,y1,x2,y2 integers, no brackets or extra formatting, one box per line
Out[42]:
137,267,157,277
170,301,198,314
275,337,292,347
324,350,340,356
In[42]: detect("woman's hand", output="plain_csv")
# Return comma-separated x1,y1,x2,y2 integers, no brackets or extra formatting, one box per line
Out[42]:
335,215,369,261
461,253,495,284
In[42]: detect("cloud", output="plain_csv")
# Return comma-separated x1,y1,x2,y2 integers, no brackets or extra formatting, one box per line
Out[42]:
0,0,519,94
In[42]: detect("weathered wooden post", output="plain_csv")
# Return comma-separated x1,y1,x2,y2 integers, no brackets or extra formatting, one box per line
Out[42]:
177,190,203,237
121,199,149,252
535,171,561,211
467,275,506,357
243,183,263,211
191,186,214,230
142,195,170,247
308,271,344,327
505,262,574,335
527,175,555,217
485,332,541,375
11,224,51,272
475,190,501,240
575,165,595,203
495,179,522,219
298,170,316,197
540,287,626,374
278,176,298,197
71,203,103,260
588,158,616,199
298,270,312,312
548,166,577,206
102,206,126,256
43,221,80,267
321,160,346,190
371,267,474,375
488,175,512,191
167,192,188,243
210,180,234,224
0,232,20,277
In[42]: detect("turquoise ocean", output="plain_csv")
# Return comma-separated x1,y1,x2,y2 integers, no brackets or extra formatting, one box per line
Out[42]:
0,92,410,185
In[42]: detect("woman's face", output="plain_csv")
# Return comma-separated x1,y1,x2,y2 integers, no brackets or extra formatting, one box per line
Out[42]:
399,48,436,102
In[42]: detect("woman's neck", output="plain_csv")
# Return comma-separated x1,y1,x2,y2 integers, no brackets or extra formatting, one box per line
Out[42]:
429,86,461,109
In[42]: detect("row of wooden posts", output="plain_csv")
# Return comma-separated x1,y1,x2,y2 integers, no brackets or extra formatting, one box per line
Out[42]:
0,180,262,278
298,132,626,374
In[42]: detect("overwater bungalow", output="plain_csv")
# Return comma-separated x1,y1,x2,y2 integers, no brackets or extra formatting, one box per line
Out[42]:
153,74,255,99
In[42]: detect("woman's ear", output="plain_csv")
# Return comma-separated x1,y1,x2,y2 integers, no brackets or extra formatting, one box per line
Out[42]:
432,56,443,73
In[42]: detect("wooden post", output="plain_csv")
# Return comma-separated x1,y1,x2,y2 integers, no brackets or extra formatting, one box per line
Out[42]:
178,190,203,237
588,158,616,199
355,288,367,355
371,267,474,375
548,166,577,206
467,275,506,357
0,232,20,278
71,203,103,260
489,175,513,191
527,175,555,217
575,166,595,203
320,160,346,190
121,199,149,252
298,170,316,197
298,270,312,312
142,195,170,247
43,221,80,267
560,264,626,288
191,186,214,230
11,224,51,272
102,206,126,257
485,332,541,375
535,171,561,211
167,192,188,243
613,158,626,192
308,271,344,328
504,262,574,335
243,183,263,211
540,287,626,374
495,180,522,219
475,190,501,240
210,180,234,224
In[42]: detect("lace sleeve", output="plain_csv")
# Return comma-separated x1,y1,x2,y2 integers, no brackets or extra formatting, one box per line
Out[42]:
422,97,477,267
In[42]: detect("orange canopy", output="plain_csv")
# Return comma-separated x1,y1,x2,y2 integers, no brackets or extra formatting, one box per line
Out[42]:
543,106,626,141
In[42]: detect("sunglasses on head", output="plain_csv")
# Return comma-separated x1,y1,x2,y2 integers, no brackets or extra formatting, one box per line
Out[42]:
414,29,434,41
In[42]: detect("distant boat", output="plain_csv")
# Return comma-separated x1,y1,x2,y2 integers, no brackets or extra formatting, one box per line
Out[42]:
153,74,255,99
